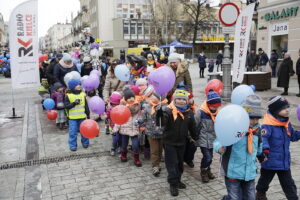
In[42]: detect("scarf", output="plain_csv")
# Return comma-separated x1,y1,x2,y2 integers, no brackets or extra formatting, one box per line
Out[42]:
199,102,218,122
149,99,168,115
262,113,291,136
135,95,144,103
190,103,197,113
167,101,189,121
247,127,258,154
121,99,140,107
148,60,154,65
59,59,74,68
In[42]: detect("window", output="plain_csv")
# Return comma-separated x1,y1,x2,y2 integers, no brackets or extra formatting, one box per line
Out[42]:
137,22,143,34
130,21,136,34
124,22,129,34
144,23,150,35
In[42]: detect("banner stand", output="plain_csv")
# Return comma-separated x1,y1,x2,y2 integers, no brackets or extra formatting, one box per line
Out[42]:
7,88,22,119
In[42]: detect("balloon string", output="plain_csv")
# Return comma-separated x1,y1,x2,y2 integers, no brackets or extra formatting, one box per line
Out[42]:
218,155,223,179
159,96,162,128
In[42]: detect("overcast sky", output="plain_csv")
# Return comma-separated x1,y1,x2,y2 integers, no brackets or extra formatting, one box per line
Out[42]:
0,0,80,37
0,0,222,37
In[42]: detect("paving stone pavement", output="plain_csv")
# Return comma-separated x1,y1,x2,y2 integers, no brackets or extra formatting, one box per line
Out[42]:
0,63,300,200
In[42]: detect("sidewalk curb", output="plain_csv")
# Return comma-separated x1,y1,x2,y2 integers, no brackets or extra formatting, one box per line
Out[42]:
19,101,28,161
35,104,45,159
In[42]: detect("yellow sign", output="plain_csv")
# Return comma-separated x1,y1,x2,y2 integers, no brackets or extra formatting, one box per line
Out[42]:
201,35,235,42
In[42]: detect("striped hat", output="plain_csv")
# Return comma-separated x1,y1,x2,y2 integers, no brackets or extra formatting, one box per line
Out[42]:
207,90,221,107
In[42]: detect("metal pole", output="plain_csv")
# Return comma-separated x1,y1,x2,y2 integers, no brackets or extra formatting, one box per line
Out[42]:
222,0,232,101
165,0,168,45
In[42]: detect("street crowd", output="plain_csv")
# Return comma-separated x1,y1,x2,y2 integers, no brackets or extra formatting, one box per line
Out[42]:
1,43,300,200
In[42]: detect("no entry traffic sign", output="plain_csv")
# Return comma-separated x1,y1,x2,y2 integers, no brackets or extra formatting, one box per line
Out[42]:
219,2,240,26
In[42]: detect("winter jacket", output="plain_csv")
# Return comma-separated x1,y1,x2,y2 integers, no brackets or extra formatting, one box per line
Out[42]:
105,107,116,128
51,91,65,110
162,105,198,146
246,53,258,67
46,59,58,85
277,57,294,88
213,125,262,181
64,89,90,119
261,114,300,170
136,103,168,139
80,64,93,77
170,61,193,93
198,54,207,68
103,68,126,103
258,52,269,66
53,60,78,87
296,57,300,75
270,53,279,67
216,53,223,65
195,110,216,148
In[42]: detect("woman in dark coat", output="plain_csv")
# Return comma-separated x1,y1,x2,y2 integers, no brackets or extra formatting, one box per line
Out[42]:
277,52,295,95
198,52,207,78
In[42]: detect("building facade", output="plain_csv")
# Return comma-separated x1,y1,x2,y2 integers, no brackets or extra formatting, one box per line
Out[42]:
46,23,73,52
257,0,300,63
0,13,8,50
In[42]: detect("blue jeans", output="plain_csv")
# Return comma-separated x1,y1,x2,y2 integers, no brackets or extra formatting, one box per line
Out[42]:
121,135,139,153
68,119,89,149
112,132,121,150
222,178,255,200
200,147,213,168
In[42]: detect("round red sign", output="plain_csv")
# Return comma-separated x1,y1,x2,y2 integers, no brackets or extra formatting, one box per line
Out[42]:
219,3,240,26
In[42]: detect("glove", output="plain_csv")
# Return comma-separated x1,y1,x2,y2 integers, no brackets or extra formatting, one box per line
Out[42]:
257,149,269,163
74,99,81,105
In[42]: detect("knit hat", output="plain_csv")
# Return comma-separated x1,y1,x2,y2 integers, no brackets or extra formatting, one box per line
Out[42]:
56,53,63,59
168,53,181,63
207,90,222,107
123,88,135,101
242,94,263,118
267,96,290,115
62,53,72,62
109,92,122,105
83,56,91,63
136,78,147,86
68,79,81,90
130,85,140,95
176,82,193,99
173,89,189,104
53,82,63,91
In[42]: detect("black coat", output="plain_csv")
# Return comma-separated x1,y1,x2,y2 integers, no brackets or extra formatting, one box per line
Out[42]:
46,60,58,85
53,63,78,87
296,57,300,75
246,53,258,67
81,64,93,77
162,108,198,146
277,57,294,88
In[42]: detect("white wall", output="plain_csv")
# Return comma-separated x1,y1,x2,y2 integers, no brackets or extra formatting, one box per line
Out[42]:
98,0,114,42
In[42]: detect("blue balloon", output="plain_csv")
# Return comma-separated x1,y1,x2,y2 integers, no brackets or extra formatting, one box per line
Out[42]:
215,104,250,146
231,85,254,105
3,58,7,62
76,63,82,73
7,59,10,64
2,68,7,72
115,64,130,81
6,54,10,58
43,98,55,110
249,85,256,92
0,68,2,72
72,58,79,64
0,55,4,59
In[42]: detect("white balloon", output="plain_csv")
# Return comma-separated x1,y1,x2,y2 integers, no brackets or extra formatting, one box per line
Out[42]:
81,75,89,84
90,49,99,57
69,71,81,80
98,47,104,56
64,73,74,86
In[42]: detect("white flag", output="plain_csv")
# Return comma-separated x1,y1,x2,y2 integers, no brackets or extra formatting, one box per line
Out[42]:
232,3,255,83
9,0,39,89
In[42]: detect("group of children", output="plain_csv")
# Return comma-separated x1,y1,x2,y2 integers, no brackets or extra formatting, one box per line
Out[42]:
45,75,300,199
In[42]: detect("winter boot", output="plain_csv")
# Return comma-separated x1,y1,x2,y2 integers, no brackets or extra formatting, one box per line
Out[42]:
59,123,63,130
133,152,142,167
178,181,186,189
120,150,128,162
170,184,178,196
256,192,268,200
152,167,160,177
201,168,209,183
207,167,215,179
105,127,110,135
144,147,150,160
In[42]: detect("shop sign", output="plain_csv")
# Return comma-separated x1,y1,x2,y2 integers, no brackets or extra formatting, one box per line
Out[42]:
271,21,288,36
264,7,299,21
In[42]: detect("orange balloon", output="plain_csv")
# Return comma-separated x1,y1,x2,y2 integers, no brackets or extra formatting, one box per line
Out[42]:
205,79,224,95
79,119,100,139
47,110,58,120
110,105,131,125
43,54,48,61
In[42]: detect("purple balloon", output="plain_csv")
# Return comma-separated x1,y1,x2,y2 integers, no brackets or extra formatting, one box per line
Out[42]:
89,74,100,89
152,66,176,95
297,105,300,121
91,42,100,49
83,78,95,92
90,69,101,77
88,96,105,115
147,70,157,85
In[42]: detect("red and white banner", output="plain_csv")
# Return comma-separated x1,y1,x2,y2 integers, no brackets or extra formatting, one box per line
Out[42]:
9,0,39,89
232,3,255,83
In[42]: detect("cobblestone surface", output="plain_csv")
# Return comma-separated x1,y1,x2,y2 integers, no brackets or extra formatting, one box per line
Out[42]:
0,63,300,200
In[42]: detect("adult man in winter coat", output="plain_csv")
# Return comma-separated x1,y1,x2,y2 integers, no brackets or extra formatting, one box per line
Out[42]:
47,53,63,90
258,48,269,72
247,49,258,71
277,52,295,95
296,49,300,97
270,49,279,77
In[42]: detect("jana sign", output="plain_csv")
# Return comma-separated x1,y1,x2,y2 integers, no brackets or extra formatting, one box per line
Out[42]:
219,3,240,26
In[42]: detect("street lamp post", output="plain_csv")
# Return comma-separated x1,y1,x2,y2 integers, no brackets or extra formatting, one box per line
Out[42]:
222,0,232,101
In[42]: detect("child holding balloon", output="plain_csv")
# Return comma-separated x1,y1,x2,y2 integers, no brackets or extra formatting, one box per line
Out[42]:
51,82,67,129
64,79,90,151
195,90,222,183
161,88,198,197
214,94,263,200
256,96,300,200
113,88,142,167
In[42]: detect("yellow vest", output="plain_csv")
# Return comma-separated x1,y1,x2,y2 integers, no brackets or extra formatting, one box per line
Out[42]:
67,92,86,119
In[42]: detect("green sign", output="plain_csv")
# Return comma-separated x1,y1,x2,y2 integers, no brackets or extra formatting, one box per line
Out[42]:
264,7,299,21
